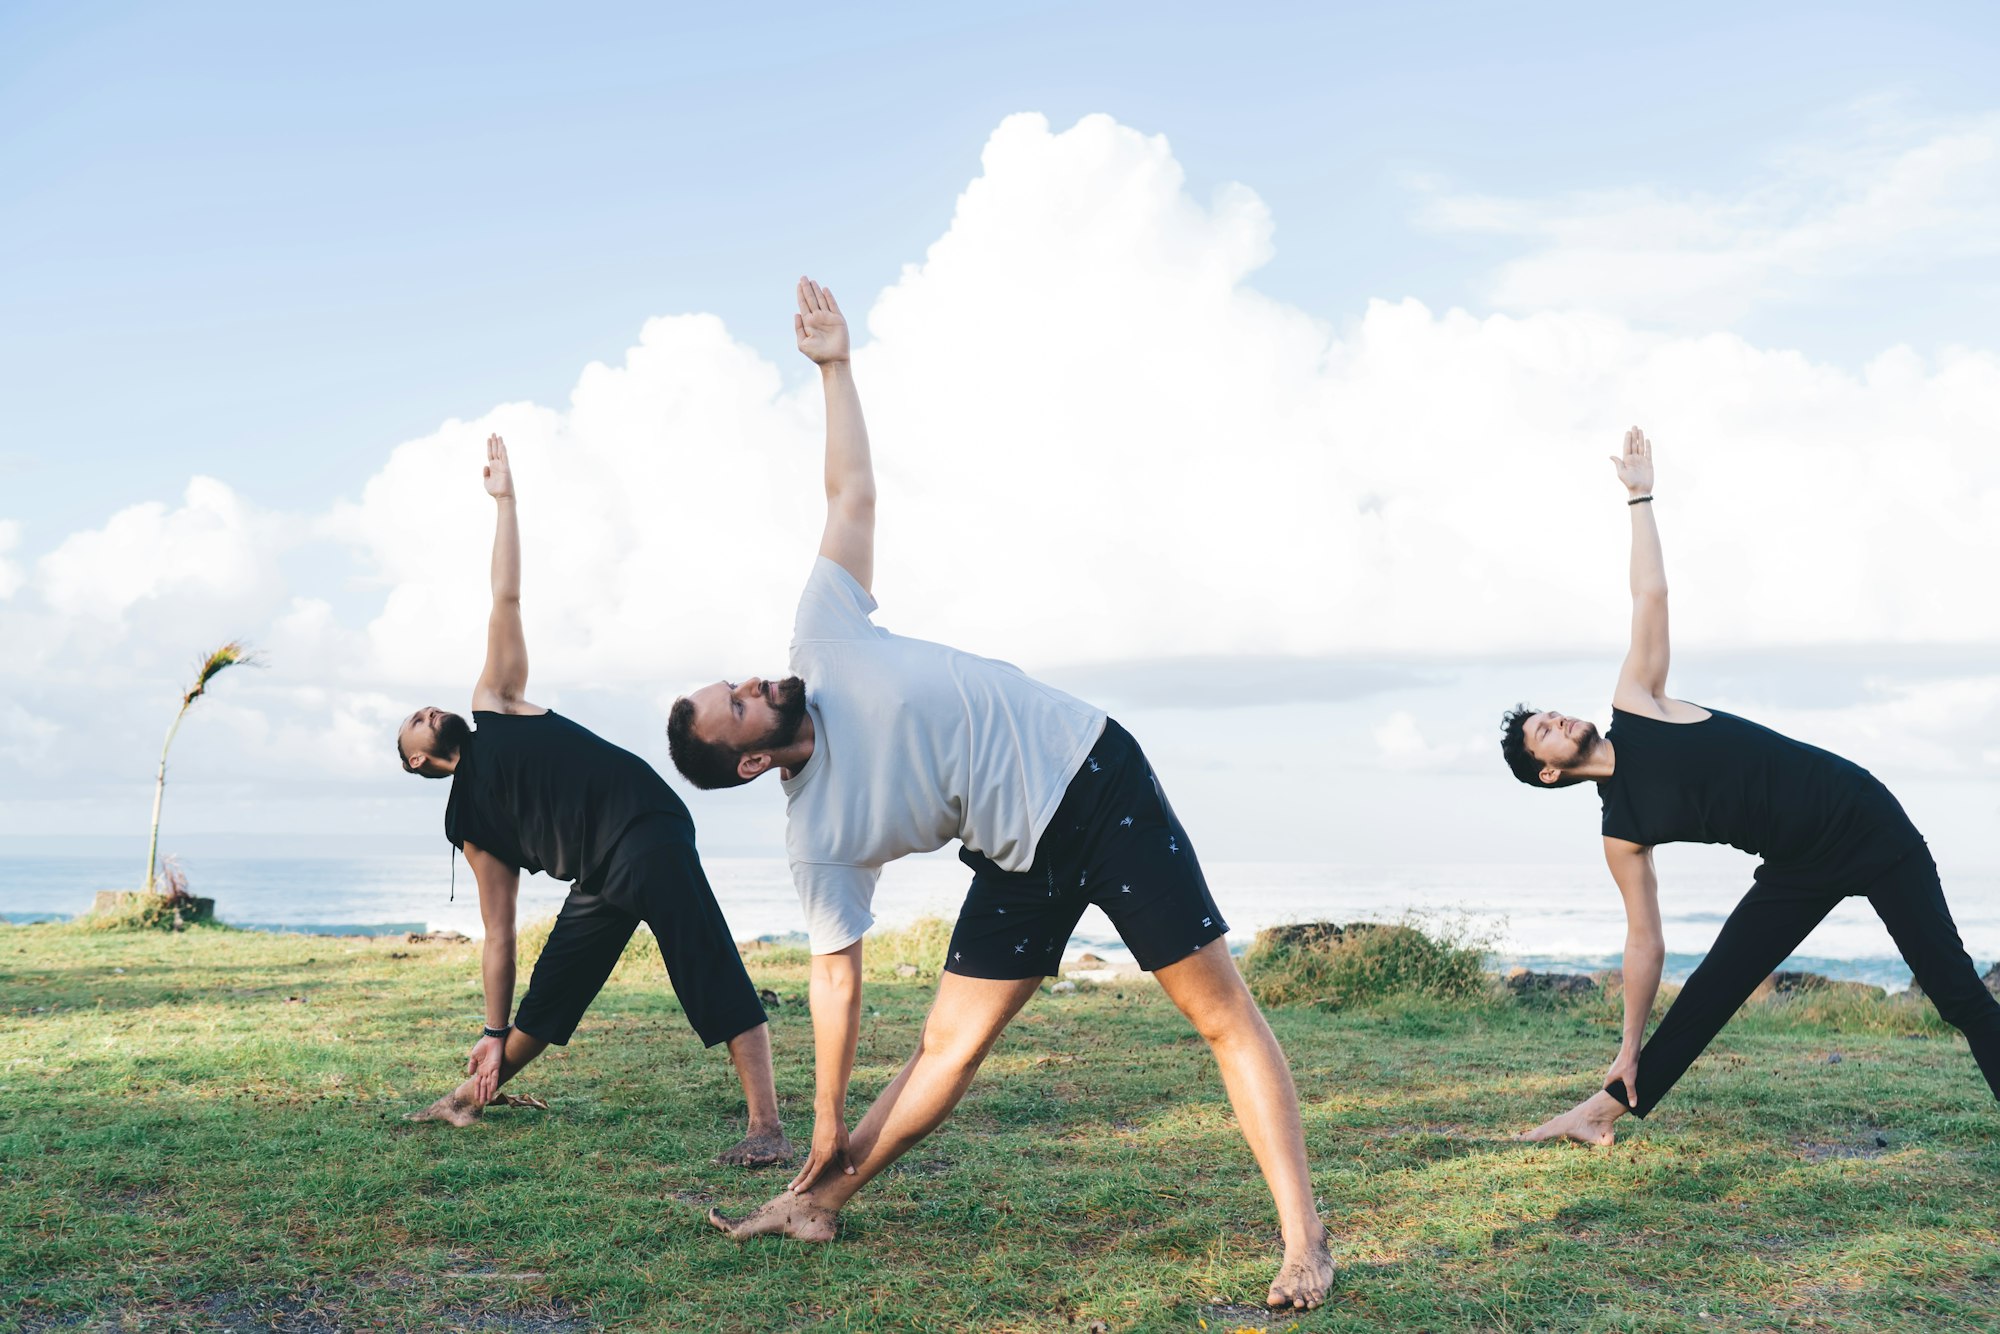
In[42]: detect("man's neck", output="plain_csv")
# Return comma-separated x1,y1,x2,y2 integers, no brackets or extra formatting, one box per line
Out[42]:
1576,738,1617,782
776,710,816,781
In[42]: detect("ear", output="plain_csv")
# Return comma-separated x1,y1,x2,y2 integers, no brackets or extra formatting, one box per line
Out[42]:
1538,764,1563,786
737,751,773,781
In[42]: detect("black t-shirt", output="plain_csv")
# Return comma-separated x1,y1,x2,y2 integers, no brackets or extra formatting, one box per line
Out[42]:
1599,706,1922,889
443,710,690,883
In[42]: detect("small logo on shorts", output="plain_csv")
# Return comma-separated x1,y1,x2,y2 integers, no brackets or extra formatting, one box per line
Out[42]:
1120,884,1132,894
1119,816,1133,827
1087,757,1101,772
1201,916,1213,928
1014,939,1028,954
1168,836,1180,854
1078,871,1087,887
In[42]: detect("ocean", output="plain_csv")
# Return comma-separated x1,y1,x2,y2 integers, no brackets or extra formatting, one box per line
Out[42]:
6,845,1996,990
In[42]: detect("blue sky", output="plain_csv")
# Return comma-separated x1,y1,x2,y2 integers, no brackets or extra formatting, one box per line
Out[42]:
1,2,1997,862
6,1,1998,546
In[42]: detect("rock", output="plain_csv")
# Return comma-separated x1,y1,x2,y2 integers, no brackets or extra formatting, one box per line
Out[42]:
90,891,216,924
1985,962,2000,997
1752,971,1886,1003
1076,952,1107,966
1826,1051,1843,1064
1505,970,1598,998
405,929,470,944
758,988,781,1006
1049,980,1078,995
894,963,919,977
1253,921,1389,952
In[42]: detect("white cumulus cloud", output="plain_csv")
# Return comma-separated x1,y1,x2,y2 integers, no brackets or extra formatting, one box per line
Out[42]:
1419,104,2000,328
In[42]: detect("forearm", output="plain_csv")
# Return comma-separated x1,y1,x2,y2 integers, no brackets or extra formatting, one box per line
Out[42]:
479,933,517,1030
490,497,521,604
1618,932,1664,1050
820,361,874,506
1628,500,1666,599
808,948,864,1120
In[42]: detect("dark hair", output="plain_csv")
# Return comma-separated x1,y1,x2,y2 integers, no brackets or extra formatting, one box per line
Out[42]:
1499,703,1586,789
667,695,751,791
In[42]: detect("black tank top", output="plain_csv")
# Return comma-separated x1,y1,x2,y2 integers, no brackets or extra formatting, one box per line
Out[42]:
1599,706,1922,889
443,711,690,882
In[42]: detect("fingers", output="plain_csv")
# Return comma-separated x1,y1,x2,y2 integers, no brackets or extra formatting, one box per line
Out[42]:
823,285,840,315
797,277,811,316
794,313,806,341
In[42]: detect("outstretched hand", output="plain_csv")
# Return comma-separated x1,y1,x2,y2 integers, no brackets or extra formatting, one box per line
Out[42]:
466,1034,504,1105
1609,425,1653,495
794,277,849,365
483,434,514,500
788,1116,855,1194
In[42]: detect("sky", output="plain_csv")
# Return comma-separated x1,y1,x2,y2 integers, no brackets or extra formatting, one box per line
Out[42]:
2,2,1997,873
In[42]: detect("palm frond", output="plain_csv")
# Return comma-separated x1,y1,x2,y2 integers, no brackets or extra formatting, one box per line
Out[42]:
181,640,262,708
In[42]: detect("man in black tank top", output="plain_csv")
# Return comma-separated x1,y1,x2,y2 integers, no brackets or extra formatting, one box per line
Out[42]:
1496,427,1999,1146
393,434,791,1167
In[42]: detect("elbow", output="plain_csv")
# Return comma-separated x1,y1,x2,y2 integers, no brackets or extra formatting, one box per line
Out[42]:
825,485,877,517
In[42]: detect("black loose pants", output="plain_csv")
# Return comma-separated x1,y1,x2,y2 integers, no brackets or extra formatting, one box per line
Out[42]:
1607,847,2000,1116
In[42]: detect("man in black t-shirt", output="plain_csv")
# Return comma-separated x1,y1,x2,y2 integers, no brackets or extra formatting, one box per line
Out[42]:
1496,427,2000,1145
394,434,790,1166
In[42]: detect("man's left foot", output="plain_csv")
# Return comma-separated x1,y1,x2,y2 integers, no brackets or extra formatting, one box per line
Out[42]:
1267,1231,1336,1310
706,1191,836,1243
1517,1091,1624,1146
715,1129,795,1167
404,1092,481,1127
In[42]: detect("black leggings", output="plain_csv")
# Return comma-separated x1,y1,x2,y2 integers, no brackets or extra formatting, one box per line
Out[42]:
1608,847,2000,1116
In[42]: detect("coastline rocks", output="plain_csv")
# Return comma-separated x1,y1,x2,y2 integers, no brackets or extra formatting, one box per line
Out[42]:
1504,967,1599,998
405,929,470,944
1253,922,1385,952
1747,971,1886,1004
1904,962,2000,1004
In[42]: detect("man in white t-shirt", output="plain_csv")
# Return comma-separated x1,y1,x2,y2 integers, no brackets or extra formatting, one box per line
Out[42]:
666,277,1333,1311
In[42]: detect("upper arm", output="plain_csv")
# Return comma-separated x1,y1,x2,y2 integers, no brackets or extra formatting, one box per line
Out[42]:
474,603,529,711
463,840,519,933
792,859,880,954
818,495,875,597
1602,838,1661,941
1613,591,1669,711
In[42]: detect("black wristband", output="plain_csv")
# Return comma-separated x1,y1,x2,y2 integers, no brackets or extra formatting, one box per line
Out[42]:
482,1024,512,1040
1628,495,1653,506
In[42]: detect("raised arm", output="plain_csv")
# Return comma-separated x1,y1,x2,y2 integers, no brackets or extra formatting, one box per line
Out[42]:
1611,426,1668,712
797,277,875,595
472,434,529,710
1602,837,1664,1108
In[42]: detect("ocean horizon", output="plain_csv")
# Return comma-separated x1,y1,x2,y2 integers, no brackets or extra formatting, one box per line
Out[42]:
7,839,1996,991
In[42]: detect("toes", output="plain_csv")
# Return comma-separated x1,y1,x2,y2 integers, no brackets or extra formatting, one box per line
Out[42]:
704,1208,740,1239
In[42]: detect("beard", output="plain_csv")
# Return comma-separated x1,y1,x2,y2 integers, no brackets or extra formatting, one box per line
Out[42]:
435,710,472,759
1553,718,1600,769
753,676,809,751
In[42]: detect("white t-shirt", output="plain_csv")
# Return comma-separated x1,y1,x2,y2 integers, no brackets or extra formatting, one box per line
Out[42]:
782,557,1107,953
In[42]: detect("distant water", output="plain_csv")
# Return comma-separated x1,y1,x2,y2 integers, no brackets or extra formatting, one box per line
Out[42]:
4,852,1996,990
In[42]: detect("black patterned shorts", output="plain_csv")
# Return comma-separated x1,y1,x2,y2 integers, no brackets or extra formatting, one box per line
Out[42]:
944,718,1229,979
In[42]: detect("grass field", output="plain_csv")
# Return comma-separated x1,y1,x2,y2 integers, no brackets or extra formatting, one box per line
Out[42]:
4,920,1996,1332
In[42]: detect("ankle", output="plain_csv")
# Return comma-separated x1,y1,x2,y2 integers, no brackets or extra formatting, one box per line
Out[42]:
746,1118,784,1138
1283,1216,1329,1252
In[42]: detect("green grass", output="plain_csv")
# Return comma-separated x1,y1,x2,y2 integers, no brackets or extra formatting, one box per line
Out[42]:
3,919,1996,1332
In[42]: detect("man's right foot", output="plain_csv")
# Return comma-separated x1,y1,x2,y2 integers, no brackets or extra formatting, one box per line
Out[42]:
715,1129,795,1168
404,1092,481,1127
1517,1091,1624,1146
1267,1230,1336,1310
705,1191,837,1243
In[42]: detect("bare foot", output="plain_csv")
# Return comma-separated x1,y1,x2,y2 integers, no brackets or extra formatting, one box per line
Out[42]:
1518,1091,1625,1146
705,1190,837,1243
404,1091,481,1127
715,1129,795,1168
1266,1229,1335,1310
